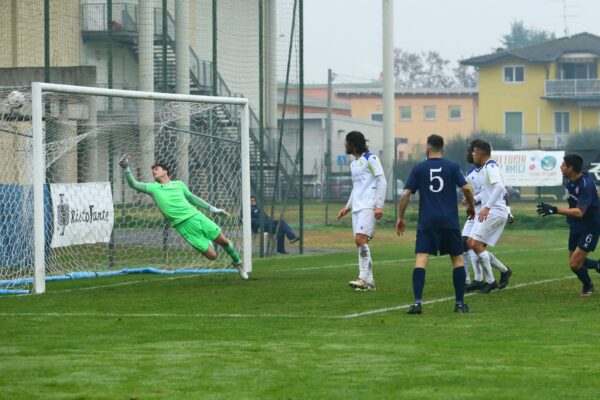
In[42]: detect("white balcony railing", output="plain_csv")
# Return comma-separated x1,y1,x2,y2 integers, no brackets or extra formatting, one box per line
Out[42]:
545,79,600,98
506,132,571,149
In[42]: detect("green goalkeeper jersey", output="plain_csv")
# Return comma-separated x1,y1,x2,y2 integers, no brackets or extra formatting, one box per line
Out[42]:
124,171,212,227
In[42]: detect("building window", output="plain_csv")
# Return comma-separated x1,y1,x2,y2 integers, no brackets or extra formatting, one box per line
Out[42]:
504,65,524,83
554,112,570,133
558,62,597,79
449,105,461,120
399,106,411,120
370,112,383,122
424,106,436,120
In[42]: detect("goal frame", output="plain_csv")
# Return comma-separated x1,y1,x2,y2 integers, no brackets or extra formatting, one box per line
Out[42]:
31,82,252,294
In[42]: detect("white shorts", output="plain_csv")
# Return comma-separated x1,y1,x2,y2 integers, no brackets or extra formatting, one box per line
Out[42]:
462,218,475,237
352,209,376,239
470,214,507,247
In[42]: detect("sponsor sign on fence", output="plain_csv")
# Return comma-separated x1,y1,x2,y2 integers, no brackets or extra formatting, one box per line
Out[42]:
50,182,114,248
492,150,565,187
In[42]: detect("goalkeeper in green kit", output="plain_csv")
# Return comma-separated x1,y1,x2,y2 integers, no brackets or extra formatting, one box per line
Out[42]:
119,155,248,280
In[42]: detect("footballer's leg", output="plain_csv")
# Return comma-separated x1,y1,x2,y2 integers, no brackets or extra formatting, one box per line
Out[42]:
213,233,248,281
583,258,600,273
462,236,471,285
408,252,429,315
570,248,594,296
570,229,599,295
349,210,376,291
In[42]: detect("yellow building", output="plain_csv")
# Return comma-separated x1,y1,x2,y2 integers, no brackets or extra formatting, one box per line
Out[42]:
462,32,600,148
336,87,478,160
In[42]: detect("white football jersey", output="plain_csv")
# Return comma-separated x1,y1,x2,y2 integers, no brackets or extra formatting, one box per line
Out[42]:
348,152,385,212
465,166,486,213
479,160,508,218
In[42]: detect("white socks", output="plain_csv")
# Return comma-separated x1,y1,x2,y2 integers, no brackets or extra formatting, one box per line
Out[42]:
463,252,471,284
477,251,495,284
358,244,374,285
489,251,508,272
469,250,483,281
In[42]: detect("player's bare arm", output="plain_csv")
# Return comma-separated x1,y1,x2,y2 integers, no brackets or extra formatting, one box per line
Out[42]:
396,188,412,236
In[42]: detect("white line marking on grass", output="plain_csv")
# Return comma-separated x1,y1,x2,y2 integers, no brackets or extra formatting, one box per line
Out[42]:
339,275,577,319
273,247,567,273
0,276,578,320
0,312,330,319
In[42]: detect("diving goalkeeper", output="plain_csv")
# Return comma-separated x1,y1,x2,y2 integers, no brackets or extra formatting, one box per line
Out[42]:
119,155,248,280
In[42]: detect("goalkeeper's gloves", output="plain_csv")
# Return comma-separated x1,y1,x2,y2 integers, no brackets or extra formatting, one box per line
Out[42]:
119,154,130,171
209,205,231,217
537,202,558,217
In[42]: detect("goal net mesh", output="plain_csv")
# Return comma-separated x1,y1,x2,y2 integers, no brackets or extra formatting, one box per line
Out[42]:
0,87,247,292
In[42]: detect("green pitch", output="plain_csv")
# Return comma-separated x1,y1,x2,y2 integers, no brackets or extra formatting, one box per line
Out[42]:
1,226,599,399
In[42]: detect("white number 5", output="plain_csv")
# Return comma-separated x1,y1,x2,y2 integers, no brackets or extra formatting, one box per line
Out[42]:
429,168,444,193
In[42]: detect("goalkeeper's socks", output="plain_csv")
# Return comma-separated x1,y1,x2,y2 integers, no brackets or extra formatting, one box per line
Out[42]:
583,258,600,273
412,268,426,304
453,266,466,304
223,242,241,263
573,266,593,288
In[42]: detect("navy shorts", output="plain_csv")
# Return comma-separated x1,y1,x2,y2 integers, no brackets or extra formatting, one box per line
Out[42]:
568,228,600,253
416,229,463,256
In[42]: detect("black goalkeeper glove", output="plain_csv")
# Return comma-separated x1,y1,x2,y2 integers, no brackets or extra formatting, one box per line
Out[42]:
537,202,558,217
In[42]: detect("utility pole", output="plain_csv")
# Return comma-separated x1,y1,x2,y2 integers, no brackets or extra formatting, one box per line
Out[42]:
325,68,334,225
382,0,395,201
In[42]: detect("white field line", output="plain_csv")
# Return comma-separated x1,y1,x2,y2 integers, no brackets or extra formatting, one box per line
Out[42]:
339,275,577,319
0,275,577,320
0,246,567,298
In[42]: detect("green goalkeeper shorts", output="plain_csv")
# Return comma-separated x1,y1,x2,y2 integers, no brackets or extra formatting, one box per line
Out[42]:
175,213,221,253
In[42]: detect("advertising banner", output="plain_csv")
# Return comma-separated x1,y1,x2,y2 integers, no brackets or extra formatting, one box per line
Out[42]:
50,182,114,248
492,150,564,187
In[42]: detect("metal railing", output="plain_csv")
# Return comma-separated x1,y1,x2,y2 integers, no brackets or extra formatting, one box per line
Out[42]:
81,3,137,32
545,79,600,98
506,132,571,149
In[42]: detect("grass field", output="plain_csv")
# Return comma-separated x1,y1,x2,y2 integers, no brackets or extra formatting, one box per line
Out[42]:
2,203,600,399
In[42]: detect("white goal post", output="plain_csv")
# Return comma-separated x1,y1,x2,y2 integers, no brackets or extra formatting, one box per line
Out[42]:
29,82,252,294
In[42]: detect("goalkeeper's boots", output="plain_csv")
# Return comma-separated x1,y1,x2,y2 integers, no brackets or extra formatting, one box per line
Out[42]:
581,284,595,297
454,303,471,313
466,280,485,293
480,280,498,294
498,267,512,289
232,261,249,281
407,303,422,315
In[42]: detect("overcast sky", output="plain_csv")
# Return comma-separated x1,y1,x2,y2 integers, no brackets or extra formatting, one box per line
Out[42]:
304,0,599,84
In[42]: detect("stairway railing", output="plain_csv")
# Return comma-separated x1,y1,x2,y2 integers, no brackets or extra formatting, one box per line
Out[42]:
81,3,300,197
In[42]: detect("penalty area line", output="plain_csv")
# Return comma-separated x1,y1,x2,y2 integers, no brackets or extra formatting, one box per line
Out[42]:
338,275,577,319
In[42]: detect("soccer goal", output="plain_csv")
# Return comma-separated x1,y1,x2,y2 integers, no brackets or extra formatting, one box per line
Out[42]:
0,83,252,294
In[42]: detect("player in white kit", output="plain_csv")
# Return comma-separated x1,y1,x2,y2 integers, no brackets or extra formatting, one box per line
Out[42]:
466,140,512,293
337,131,387,291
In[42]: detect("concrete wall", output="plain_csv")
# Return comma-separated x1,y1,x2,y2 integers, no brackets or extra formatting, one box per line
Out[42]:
0,0,81,68
0,66,97,87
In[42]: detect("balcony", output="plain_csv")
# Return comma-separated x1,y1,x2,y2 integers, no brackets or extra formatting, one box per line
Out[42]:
506,132,571,149
544,79,600,100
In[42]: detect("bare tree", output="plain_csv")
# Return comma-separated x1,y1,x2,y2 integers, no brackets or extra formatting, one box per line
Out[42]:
393,48,478,88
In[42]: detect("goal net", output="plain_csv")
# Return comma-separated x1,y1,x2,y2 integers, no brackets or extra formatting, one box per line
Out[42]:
0,83,251,294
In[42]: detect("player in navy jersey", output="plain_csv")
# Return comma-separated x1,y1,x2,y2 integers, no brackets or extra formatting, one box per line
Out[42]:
397,134,476,314
537,154,600,296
